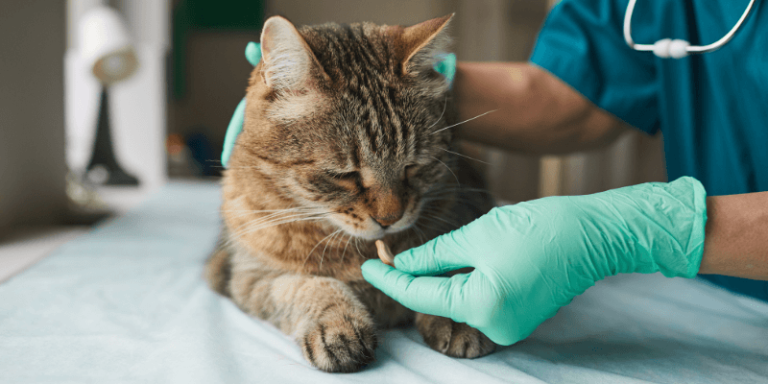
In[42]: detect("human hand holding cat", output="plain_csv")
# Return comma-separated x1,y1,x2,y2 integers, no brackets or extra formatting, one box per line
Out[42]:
362,177,707,345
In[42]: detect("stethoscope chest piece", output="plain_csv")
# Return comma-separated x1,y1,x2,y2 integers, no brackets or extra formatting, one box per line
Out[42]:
652,38,690,59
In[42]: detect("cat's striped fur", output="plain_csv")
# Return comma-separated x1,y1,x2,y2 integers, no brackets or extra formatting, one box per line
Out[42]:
205,15,495,372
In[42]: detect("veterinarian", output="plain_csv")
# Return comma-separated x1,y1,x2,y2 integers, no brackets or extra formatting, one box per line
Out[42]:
362,0,768,346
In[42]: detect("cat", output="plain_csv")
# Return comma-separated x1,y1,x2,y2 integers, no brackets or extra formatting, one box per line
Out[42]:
205,14,496,373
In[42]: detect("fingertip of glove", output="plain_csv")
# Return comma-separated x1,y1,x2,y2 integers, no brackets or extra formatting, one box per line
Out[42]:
484,328,522,347
361,259,389,280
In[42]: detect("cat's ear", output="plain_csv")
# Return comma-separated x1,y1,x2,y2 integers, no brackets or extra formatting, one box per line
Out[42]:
259,16,328,90
392,14,454,76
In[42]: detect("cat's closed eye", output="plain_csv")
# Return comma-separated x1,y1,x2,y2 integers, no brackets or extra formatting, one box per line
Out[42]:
325,170,361,191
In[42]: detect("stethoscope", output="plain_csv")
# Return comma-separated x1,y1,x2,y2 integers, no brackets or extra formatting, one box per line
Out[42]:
624,0,758,59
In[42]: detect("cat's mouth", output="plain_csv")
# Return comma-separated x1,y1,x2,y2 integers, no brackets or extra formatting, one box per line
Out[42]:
329,214,418,240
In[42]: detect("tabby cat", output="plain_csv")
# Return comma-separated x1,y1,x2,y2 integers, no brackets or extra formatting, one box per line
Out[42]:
205,14,496,372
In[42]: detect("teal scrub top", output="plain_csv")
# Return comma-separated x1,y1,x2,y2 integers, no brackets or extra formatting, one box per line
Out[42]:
530,0,768,302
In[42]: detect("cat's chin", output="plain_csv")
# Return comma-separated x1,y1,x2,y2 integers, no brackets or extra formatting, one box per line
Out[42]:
347,228,386,241
326,214,417,241
344,224,414,241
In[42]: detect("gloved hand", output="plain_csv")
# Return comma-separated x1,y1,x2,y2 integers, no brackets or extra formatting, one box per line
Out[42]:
361,177,707,345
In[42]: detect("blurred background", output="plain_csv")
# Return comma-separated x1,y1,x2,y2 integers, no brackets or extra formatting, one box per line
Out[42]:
0,0,666,240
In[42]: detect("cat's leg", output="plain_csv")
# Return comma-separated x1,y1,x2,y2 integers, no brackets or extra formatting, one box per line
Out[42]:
347,280,414,329
225,257,377,372
415,313,496,358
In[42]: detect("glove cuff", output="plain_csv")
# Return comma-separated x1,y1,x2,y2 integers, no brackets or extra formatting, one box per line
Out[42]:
617,176,708,278
661,176,708,278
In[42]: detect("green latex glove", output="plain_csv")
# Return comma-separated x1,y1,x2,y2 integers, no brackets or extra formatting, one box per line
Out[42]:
221,42,262,168
361,177,707,345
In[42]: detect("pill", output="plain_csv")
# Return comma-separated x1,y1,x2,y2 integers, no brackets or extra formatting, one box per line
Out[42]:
375,240,395,267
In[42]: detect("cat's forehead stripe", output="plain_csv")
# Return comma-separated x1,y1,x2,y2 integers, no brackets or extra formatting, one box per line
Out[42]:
301,22,451,170
309,23,417,162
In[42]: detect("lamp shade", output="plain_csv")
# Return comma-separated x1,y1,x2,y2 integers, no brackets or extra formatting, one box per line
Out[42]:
78,6,138,84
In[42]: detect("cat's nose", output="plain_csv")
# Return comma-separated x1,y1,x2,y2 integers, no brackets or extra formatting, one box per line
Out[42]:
370,187,405,229
371,213,402,229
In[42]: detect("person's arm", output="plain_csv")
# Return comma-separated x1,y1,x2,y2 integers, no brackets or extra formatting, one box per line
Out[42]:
700,192,768,280
452,62,630,154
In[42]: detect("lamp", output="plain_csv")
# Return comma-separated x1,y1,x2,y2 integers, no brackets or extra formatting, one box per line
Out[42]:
78,6,139,186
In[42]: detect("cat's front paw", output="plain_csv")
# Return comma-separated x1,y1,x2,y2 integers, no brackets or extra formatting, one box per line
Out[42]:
300,309,378,373
416,313,495,358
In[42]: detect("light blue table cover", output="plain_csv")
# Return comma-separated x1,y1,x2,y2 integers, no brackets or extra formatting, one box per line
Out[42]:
2,182,767,383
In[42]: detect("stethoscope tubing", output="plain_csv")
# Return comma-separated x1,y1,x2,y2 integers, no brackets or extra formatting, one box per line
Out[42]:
624,0,758,56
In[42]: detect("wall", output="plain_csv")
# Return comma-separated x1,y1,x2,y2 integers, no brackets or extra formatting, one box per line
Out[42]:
0,1,68,231
170,32,260,154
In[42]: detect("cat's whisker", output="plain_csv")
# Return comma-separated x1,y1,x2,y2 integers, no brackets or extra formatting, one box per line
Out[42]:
414,222,454,241
412,219,447,235
226,218,314,247
430,155,460,186
431,184,494,193
353,237,364,259
220,207,317,212
420,192,454,200
422,186,494,197
429,197,489,208
306,229,344,271
421,213,461,228
412,225,429,245
222,209,304,220
320,229,344,269
340,233,353,264
224,207,321,220
238,214,331,235
420,197,490,208
419,203,454,212
230,210,328,232
419,206,453,215
438,147,491,165
423,217,458,234
431,109,497,135
420,197,451,204
229,215,330,246
419,212,458,225
425,95,449,131
420,194,494,207
228,209,301,220
227,213,332,245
